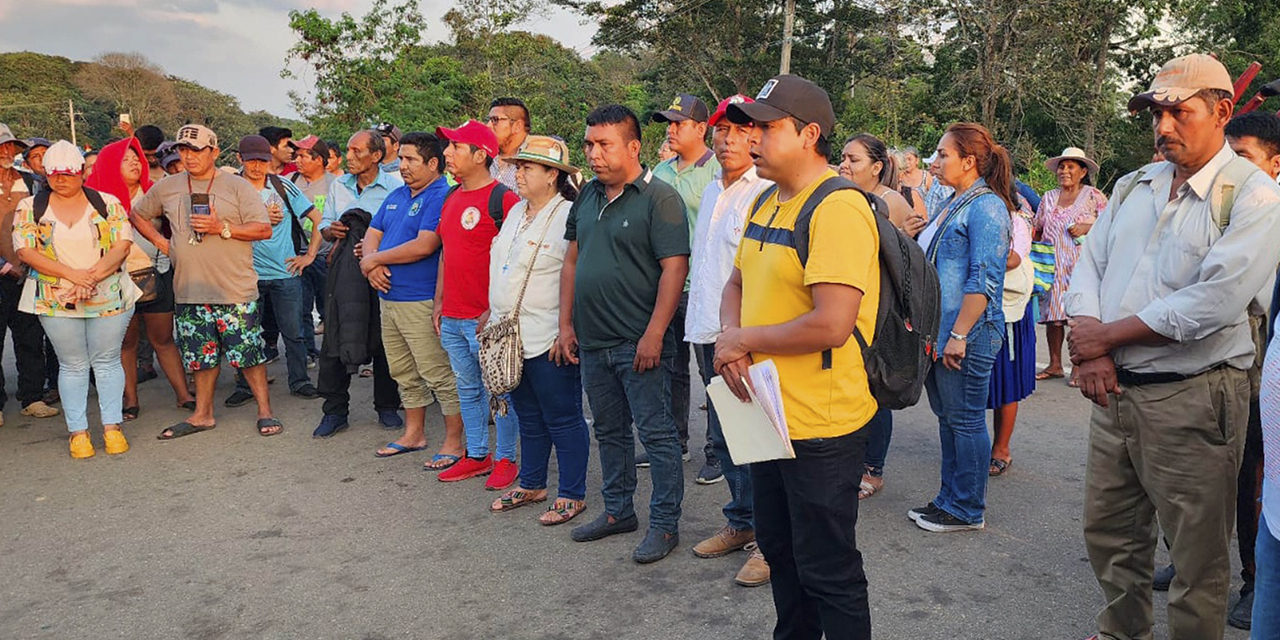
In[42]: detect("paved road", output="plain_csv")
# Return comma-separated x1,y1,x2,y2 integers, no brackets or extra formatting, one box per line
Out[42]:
0,327,1253,639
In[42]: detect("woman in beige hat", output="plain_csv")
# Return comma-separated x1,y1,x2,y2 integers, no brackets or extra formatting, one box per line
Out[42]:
483,135,590,525
1033,147,1108,382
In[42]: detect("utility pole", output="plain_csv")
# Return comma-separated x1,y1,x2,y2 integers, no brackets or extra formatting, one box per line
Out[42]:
67,100,77,147
779,0,795,74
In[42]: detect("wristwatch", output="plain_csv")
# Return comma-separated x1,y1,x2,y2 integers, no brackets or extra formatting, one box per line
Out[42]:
220,222,232,239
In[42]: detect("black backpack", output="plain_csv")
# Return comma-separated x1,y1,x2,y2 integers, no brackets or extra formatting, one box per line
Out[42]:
749,176,941,410
445,182,512,230
33,187,109,220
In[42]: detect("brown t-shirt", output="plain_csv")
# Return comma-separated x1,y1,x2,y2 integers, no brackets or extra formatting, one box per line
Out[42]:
133,171,269,304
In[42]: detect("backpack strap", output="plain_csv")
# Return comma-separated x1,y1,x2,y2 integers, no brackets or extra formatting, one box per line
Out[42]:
749,184,779,217
1210,156,1260,231
792,176,860,267
269,174,308,254
488,182,511,230
32,189,51,220
83,187,109,219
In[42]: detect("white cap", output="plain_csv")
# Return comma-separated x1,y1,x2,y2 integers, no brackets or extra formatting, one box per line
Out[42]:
924,151,938,165
43,140,84,176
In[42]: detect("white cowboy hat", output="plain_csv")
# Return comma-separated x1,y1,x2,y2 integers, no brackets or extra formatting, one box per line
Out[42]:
1045,147,1099,176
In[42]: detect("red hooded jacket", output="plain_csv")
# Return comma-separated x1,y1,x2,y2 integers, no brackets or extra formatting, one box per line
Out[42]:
84,137,152,212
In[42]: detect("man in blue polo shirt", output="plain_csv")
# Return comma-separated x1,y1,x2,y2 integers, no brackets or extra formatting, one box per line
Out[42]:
359,132,464,467
311,130,406,434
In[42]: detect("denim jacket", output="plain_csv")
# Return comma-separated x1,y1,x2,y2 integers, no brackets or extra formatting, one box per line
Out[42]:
926,178,1010,336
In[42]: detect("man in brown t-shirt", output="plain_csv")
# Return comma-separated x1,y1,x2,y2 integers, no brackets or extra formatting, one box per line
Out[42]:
131,124,282,439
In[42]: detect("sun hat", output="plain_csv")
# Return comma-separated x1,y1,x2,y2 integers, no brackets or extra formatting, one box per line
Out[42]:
512,135,577,173
0,124,27,150
1045,147,1099,175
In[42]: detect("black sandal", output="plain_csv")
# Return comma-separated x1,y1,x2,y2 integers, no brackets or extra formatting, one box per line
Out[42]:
180,400,196,411
989,458,1012,477
122,406,140,422
256,418,283,437
157,421,214,440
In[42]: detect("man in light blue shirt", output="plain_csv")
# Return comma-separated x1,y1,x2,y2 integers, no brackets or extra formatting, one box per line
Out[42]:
315,130,407,432
224,135,323,407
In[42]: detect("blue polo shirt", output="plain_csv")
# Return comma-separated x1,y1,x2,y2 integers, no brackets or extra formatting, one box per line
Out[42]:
254,176,316,281
370,177,449,302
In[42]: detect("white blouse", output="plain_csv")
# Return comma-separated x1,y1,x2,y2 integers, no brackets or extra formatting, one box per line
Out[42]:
488,195,572,359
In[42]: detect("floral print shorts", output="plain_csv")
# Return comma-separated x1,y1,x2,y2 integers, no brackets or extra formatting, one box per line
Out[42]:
175,302,266,372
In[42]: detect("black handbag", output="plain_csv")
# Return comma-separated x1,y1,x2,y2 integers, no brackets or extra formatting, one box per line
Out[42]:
130,267,159,303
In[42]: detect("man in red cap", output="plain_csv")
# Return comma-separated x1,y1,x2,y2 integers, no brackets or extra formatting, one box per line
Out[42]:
433,120,521,488
687,94,774,587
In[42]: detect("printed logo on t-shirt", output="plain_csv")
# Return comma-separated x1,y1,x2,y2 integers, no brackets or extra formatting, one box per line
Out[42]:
461,206,481,230
409,200,421,217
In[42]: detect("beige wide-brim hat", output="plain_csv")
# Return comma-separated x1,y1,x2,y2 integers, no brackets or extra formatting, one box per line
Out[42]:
1045,147,1099,176
513,135,577,174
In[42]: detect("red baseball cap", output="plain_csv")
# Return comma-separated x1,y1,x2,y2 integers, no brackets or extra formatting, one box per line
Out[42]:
709,94,755,127
436,120,499,159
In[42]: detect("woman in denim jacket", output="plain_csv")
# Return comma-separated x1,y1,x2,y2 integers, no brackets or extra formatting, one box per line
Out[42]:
909,123,1014,533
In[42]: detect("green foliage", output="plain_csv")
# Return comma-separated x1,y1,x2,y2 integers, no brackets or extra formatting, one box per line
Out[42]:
0,51,295,157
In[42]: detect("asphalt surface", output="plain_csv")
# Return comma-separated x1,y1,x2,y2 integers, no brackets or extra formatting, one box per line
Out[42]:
0,326,1254,640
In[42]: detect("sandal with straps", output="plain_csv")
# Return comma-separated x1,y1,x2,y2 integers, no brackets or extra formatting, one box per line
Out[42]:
539,498,586,526
490,488,547,513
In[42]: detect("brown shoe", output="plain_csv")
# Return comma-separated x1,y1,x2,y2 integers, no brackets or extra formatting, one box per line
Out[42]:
21,400,60,419
734,543,770,587
692,525,755,558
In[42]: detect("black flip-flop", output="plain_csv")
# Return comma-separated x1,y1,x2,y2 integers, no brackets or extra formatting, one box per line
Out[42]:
157,421,215,440
122,406,140,422
256,418,283,437
180,400,196,411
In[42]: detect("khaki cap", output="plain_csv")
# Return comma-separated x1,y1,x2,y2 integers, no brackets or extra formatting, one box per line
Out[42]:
513,135,577,173
175,124,219,151
1128,54,1234,112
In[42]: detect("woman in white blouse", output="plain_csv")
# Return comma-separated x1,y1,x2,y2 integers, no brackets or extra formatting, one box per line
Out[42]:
483,136,589,525
10,141,137,459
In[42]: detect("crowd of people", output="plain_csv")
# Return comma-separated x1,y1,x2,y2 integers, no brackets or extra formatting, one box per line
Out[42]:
1,50,1278,639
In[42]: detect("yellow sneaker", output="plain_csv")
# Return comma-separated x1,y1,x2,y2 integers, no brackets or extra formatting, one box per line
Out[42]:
69,432,95,459
103,429,129,455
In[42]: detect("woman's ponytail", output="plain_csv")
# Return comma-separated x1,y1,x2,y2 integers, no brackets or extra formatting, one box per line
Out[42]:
944,123,1017,212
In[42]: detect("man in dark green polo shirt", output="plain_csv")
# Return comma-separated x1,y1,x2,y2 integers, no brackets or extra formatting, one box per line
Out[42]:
555,104,690,564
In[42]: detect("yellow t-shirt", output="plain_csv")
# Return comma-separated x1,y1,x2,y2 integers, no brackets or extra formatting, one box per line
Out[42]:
734,171,880,440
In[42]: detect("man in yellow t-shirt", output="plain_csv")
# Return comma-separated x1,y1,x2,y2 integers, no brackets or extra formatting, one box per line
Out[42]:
715,75,880,640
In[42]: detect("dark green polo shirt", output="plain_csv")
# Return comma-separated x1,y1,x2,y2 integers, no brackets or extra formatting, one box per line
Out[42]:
565,169,690,352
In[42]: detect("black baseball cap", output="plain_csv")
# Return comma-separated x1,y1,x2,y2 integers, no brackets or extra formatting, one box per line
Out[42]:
237,135,272,163
652,94,709,123
726,75,835,138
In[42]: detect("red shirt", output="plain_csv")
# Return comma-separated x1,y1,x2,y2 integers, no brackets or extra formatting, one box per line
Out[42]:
437,180,520,319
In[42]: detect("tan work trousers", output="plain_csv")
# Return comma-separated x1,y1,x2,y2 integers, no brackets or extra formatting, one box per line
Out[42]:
1084,366,1248,640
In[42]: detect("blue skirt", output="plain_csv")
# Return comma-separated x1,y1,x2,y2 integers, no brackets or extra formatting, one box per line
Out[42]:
987,303,1037,409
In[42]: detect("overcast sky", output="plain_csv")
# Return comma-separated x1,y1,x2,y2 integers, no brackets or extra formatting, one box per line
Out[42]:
0,0,598,119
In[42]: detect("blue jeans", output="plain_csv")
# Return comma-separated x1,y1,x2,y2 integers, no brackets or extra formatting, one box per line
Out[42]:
862,408,893,474
580,342,684,533
698,343,753,531
298,259,327,357
235,277,311,393
439,317,517,460
924,320,1002,524
510,352,590,501
1257,511,1280,636
39,310,133,433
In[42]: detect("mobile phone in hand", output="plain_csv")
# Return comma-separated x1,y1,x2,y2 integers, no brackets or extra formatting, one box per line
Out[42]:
190,193,210,242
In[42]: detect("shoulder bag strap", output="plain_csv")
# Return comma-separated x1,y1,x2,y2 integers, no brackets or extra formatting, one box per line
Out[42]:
509,200,565,319
925,187,991,263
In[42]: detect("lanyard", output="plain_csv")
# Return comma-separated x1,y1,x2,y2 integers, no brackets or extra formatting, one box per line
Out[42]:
187,171,215,197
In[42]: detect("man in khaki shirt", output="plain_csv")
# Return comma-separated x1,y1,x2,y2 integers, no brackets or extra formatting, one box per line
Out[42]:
1066,54,1280,640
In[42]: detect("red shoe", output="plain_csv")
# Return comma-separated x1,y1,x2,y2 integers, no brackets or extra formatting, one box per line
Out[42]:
485,458,519,491
438,454,493,482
